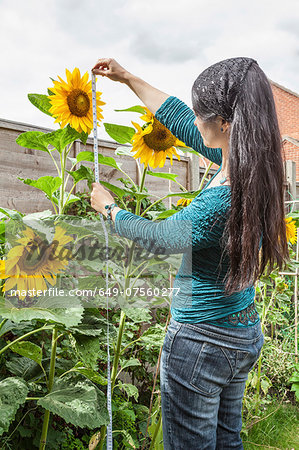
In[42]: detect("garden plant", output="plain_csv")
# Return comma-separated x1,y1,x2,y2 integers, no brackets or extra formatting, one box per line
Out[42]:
0,68,298,449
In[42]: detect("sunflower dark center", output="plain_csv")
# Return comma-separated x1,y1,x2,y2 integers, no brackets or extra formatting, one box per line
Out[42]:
67,89,90,117
143,118,176,151
18,237,52,275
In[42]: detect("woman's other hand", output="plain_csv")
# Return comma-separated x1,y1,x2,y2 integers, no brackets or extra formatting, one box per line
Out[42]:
92,58,129,83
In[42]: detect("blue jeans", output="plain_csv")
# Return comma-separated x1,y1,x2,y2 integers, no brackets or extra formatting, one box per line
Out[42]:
160,318,264,449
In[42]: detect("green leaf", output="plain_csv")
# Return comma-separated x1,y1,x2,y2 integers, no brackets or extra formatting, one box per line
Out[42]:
122,307,152,323
69,334,101,370
76,150,121,171
43,126,80,153
164,190,201,199
115,105,146,114
117,381,139,401
6,356,43,381
147,170,178,182
79,131,89,145
120,358,141,370
69,310,111,337
16,131,50,152
176,145,199,156
0,207,23,220
115,146,133,157
98,181,128,199
0,377,29,436
0,297,84,327
28,93,52,117
37,378,109,428
139,324,166,347
66,363,107,385
18,176,62,200
10,341,42,365
67,165,94,188
104,123,135,144
155,210,178,219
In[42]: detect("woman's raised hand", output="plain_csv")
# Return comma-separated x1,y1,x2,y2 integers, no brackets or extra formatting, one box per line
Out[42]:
92,58,129,83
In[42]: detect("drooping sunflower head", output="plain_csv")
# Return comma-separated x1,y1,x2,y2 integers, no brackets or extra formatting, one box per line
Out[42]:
48,68,105,134
285,217,297,245
2,226,73,300
130,107,185,169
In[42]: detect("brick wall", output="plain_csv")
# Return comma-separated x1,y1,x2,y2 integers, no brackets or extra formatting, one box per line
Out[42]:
271,82,299,181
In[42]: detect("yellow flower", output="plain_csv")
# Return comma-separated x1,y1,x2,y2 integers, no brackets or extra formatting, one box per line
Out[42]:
285,217,297,245
130,107,185,169
48,68,105,134
1,226,73,300
177,198,192,207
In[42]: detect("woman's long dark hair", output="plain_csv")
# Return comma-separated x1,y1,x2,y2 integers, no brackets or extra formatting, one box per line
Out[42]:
192,62,289,294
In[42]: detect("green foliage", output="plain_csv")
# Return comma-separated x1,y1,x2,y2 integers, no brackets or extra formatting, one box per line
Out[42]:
37,378,109,429
28,93,52,117
18,176,62,201
0,377,29,435
115,105,146,114
16,131,50,152
289,364,299,401
10,341,43,365
104,123,135,144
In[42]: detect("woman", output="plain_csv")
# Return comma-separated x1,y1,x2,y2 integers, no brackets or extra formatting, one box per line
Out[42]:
90,57,289,449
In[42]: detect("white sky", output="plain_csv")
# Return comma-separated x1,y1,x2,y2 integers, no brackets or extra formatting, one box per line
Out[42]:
1,0,299,140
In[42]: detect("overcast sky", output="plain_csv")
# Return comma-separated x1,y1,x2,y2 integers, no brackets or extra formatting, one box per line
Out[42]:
1,0,299,140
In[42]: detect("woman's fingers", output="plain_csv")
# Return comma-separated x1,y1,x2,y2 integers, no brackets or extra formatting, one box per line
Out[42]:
92,58,128,82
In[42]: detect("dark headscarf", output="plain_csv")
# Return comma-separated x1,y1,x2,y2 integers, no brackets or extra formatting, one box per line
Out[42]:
192,57,258,121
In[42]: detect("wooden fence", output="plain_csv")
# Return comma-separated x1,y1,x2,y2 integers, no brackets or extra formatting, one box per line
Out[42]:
0,118,297,214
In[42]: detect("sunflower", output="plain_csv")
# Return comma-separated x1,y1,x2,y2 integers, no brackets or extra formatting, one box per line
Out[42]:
48,68,105,134
285,217,297,244
1,226,73,300
176,198,192,207
130,108,185,169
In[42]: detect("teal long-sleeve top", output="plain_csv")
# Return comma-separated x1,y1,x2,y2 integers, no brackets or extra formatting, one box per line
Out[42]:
114,96,255,324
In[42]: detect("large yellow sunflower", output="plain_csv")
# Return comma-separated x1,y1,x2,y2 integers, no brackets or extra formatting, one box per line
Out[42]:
48,68,105,134
130,108,185,169
1,226,73,300
285,217,297,244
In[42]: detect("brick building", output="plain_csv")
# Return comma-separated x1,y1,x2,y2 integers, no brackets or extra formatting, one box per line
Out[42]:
271,80,299,181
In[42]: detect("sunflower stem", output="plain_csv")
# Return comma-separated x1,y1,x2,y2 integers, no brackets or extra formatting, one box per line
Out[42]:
198,161,213,192
48,150,61,177
39,327,58,450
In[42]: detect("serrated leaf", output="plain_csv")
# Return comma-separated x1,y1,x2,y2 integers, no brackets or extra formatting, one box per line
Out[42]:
104,123,135,144
0,297,83,326
117,381,139,401
122,307,152,323
139,324,166,347
10,341,42,365
115,105,146,114
43,126,80,153
120,358,141,370
28,93,52,117
147,171,178,182
67,165,94,188
18,176,62,199
6,356,43,381
69,334,101,370
0,377,29,436
37,378,109,428
69,310,109,337
76,150,121,171
16,131,50,152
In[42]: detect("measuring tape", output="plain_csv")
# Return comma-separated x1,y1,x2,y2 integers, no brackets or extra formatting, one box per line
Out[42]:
91,73,113,449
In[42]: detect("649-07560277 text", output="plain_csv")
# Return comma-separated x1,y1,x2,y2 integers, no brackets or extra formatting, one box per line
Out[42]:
7,287,181,298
